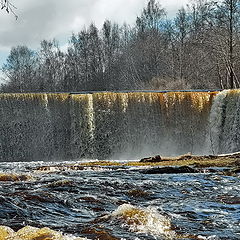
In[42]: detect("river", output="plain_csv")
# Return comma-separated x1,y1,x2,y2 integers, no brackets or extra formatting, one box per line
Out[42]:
0,160,239,239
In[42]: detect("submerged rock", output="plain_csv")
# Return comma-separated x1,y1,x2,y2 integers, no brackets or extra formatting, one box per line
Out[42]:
142,166,199,174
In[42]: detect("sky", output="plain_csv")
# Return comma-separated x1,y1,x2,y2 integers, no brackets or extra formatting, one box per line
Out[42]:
0,0,189,80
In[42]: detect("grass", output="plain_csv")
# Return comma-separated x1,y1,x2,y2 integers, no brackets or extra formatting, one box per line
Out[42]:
76,157,239,168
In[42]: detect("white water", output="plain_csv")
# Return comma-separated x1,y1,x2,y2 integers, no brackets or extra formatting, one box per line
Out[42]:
205,90,228,154
112,204,176,239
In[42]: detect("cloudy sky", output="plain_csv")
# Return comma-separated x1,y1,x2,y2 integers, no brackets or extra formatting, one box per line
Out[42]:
0,0,188,69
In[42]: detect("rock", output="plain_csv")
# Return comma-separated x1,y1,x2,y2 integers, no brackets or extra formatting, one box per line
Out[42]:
0,173,32,182
217,195,240,204
222,167,240,176
127,189,150,198
233,167,240,173
140,155,161,163
233,160,240,166
142,166,199,174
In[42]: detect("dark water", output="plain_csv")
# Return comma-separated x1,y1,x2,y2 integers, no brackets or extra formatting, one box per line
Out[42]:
0,161,239,239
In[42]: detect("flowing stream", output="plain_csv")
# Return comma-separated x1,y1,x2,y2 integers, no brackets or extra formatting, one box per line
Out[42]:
0,161,239,239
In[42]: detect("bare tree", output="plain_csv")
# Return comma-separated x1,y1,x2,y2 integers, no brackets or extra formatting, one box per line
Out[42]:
2,46,37,92
213,0,240,88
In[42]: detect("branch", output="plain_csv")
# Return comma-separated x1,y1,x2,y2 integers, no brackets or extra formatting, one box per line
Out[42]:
1,0,18,19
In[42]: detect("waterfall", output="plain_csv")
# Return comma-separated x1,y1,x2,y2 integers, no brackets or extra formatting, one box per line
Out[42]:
1,90,240,162
205,90,228,154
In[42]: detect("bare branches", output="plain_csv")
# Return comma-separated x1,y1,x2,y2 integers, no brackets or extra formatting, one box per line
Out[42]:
1,0,17,19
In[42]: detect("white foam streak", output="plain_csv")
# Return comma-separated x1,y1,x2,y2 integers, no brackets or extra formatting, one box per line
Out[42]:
87,94,95,140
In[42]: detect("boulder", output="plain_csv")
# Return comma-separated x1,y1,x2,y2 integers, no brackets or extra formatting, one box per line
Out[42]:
140,155,161,163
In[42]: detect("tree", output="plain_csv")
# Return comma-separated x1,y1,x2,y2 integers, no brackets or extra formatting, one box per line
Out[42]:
175,7,190,79
102,20,122,89
136,0,165,33
214,0,240,88
37,39,65,92
2,46,37,92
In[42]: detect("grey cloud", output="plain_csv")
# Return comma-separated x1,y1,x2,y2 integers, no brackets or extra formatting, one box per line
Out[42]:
0,0,97,49
0,0,187,51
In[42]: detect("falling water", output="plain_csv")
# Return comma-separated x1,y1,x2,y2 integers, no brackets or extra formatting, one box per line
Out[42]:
2,90,240,162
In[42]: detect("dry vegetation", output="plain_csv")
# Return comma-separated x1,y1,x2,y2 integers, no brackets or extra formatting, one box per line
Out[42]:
34,153,240,172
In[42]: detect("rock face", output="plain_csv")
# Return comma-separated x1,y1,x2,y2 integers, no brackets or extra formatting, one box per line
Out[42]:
142,166,199,174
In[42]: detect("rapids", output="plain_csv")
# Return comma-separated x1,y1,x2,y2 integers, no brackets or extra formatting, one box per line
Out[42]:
0,161,239,239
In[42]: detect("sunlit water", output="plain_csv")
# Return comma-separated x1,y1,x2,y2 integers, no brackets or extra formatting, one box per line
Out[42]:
0,161,239,239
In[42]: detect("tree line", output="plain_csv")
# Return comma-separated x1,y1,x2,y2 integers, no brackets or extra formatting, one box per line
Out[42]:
1,0,240,93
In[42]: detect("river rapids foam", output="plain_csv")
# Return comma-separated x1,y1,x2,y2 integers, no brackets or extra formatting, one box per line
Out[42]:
112,204,176,239
0,226,88,240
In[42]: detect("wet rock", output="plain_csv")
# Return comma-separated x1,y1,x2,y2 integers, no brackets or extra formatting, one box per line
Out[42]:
19,192,56,203
47,179,74,188
231,167,240,173
80,196,102,204
116,200,128,205
222,167,240,176
127,189,150,198
0,173,32,182
233,160,240,166
142,166,199,174
217,195,240,204
140,155,161,163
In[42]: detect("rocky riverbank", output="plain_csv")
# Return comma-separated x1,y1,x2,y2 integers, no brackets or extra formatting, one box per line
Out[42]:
28,153,240,176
